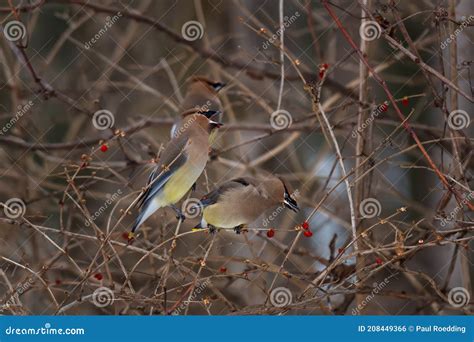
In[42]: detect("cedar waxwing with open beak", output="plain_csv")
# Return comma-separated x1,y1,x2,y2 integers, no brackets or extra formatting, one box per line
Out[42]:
195,176,299,233
130,109,223,235
171,76,225,138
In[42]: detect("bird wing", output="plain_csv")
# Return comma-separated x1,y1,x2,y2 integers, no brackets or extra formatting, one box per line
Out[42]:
136,136,191,210
200,178,250,207
135,166,161,208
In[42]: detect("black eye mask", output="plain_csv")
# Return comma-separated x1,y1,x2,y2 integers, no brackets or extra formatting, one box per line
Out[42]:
209,82,226,91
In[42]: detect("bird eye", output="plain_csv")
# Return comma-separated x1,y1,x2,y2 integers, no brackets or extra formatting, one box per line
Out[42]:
210,82,225,91
209,120,223,129
200,110,220,118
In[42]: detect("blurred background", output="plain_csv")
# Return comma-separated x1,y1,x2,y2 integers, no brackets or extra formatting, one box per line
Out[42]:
0,0,472,315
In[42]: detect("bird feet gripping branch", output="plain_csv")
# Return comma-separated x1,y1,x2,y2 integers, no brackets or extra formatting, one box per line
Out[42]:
233,224,247,234
170,205,186,222
208,225,218,234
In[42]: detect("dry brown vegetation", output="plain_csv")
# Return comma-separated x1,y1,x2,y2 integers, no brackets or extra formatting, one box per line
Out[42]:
0,0,472,315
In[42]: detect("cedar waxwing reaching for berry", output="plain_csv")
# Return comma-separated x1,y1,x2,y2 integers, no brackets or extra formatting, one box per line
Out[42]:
130,110,223,235
171,76,225,138
196,176,299,233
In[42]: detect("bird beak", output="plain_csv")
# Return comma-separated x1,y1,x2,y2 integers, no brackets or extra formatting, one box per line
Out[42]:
210,120,223,129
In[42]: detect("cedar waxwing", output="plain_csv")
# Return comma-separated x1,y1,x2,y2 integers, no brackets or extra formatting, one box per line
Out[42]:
196,176,299,233
171,76,225,138
130,110,223,235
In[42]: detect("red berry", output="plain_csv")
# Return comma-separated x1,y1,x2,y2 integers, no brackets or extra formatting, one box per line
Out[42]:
94,273,103,280
375,258,383,265
100,144,108,152
266,229,275,238
402,96,409,106
338,248,344,254
319,70,325,78
303,230,313,237
302,221,309,230
219,266,227,273
55,279,62,285
380,103,388,112
122,232,129,240
322,63,329,69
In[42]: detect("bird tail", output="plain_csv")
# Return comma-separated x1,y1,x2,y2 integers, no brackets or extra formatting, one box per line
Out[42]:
130,199,161,234
130,214,144,234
